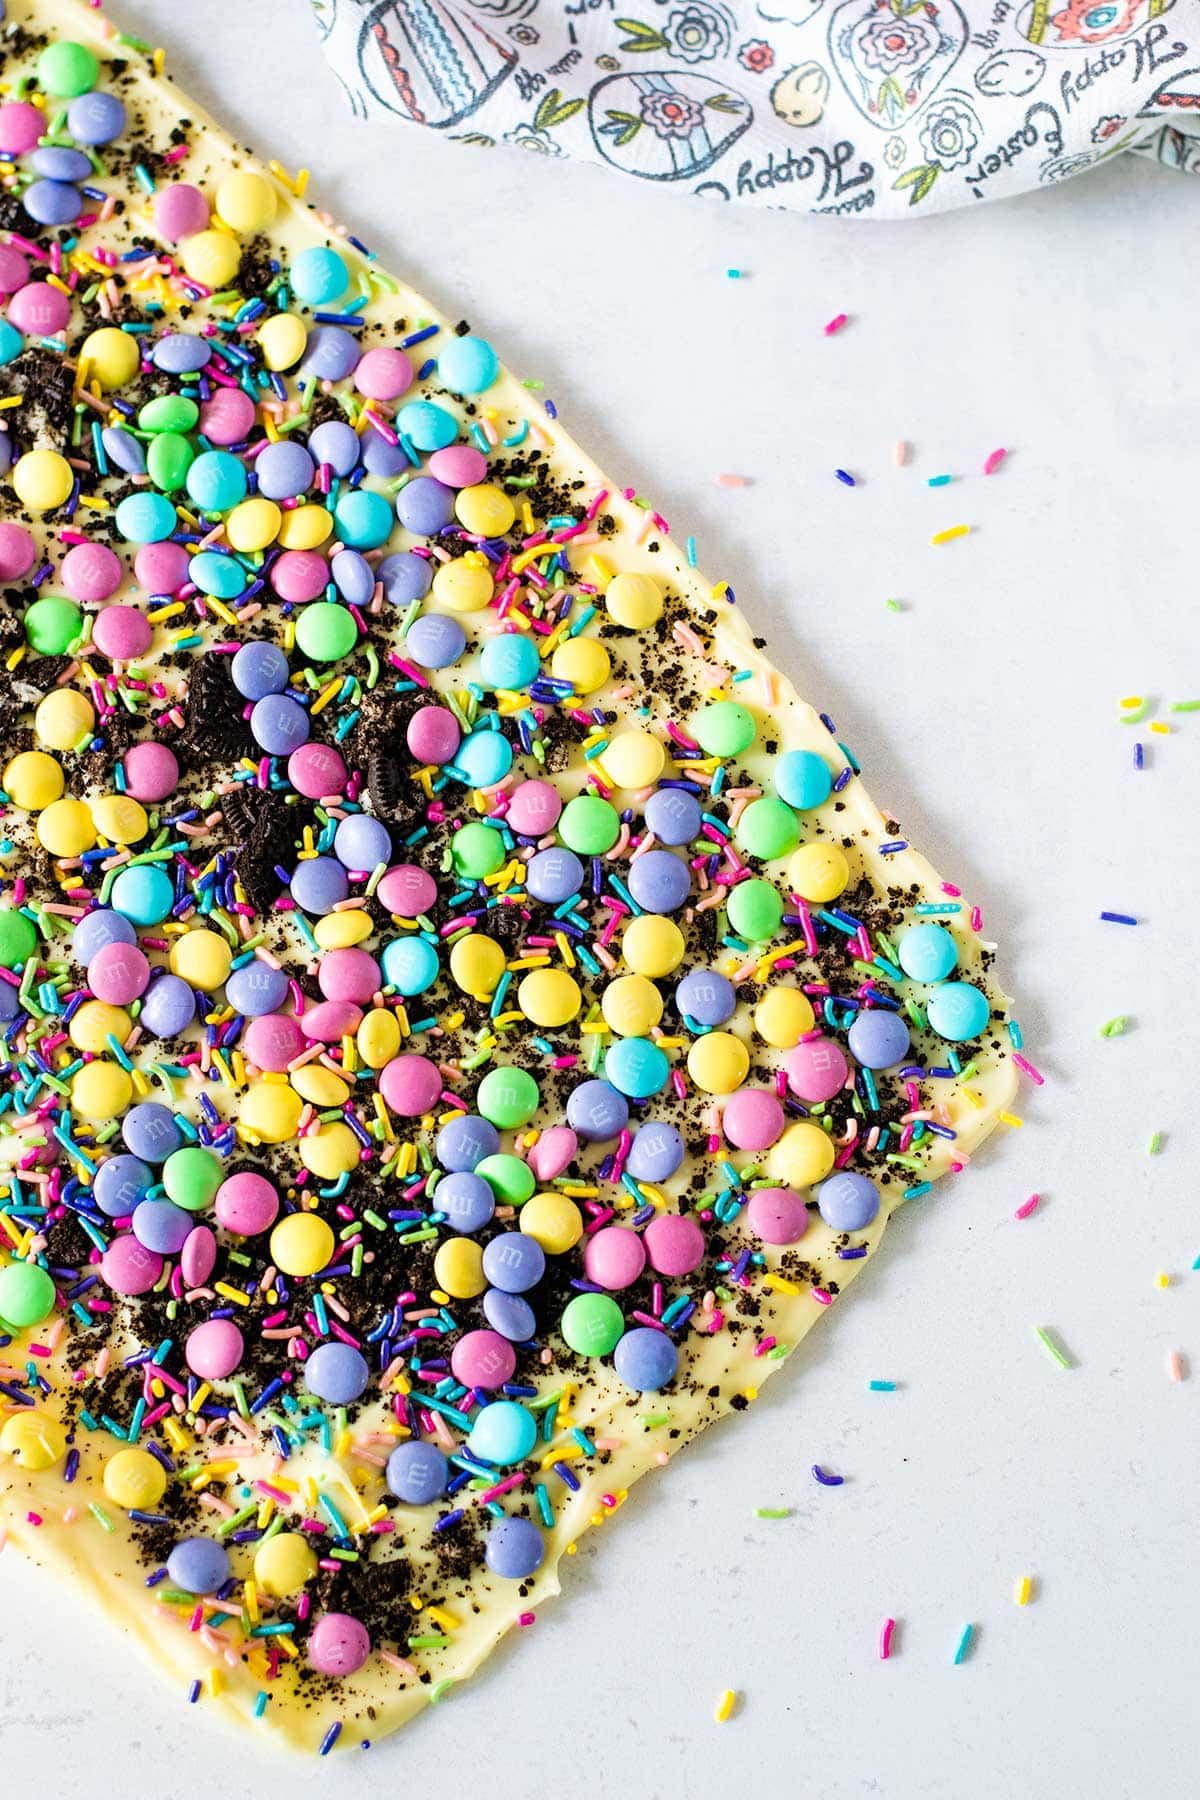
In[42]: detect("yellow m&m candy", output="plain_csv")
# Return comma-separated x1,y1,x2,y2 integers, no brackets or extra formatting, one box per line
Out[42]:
767,1121,836,1188
314,909,372,950
13,449,73,512
687,1030,750,1095
35,689,94,752
36,796,95,857
357,1007,401,1069
276,504,332,550
298,1121,360,1179
269,1210,335,1277
215,170,278,233
4,750,64,811
254,1531,317,1598
551,636,610,694
602,730,666,790
290,1065,350,1109
622,913,685,978
605,571,663,631
786,842,850,904
70,1000,132,1054
80,326,140,390
258,311,307,372
240,1082,303,1144
170,928,233,990
91,794,148,845
225,496,282,553
433,1235,486,1299
103,1445,167,1510
454,484,516,537
449,932,506,997
432,557,493,612
0,1410,66,1471
180,228,241,290
72,1059,133,1121
518,967,581,1028
754,986,815,1049
601,973,663,1037
520,1191,583,1255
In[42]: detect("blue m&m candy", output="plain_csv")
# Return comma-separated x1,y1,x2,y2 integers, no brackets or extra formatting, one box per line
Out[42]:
926,981,990,1042
381,935,439,996
251,693,309,756
123,1101,183,1163
185,449,247,513
73,907,136,964
334,813,391,872
167,1537,230,1596
436,1113,500,1173
485,1515,544,1580
438,334,499,395
627,849,691,914
847,1009,911,1070
307,419,361,476
290,246,348,306
93,1153,153,1218
386,1440,448,1504
378,554,435,612
483,1288,536,1342
467,1399,537,1466
435,1171,495,1235
299,325,360,382
480,633,540,691
566,1079,629,1143
453,728,513,789
644,786,701,846
624,1120,685,1183
67,89,126,143
290,856,348,915
225,962,290,1018
613,1326,678,1392
816,1171,879,1232
481,1232,544,1294
334,487,393,550
525,848,583,905
304,1342,369,1405
110,863,175,926
774,749,833,811
676,967,736,1028
605,1036,669,1100
232,641,289,701
115,492,176,542
396,400,457,452
139,973,196,1037
897,922,958,984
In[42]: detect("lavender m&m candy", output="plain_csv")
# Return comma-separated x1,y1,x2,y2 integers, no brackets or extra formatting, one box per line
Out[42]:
786,1037,849,1104
395,476,455,535
185,1318,244,1380
330,549,375,607
817,1171,879,1232
88,940,149,1006
566,1079,629,1144
243,1012,306,1071
613,1326,678,1392
307,419,360,476
287,742,348,800
73,906,135,964
675,967,736,1028
225,960,290,1017
628,849,691,914
215,1170,279,1236
847,1008,911,1071
747,1186,810,1246
299,325,360,383
92,604,151,661
624,1120,685,1183
435,1170,495,1234
451,1328,516,1390
140,973,196,1037
153,182,209,241
0,521,35,580
483,1288,536,1342
378,1053,442,1117
334,813,391,873
361,426,411,479
123,1101,183,1163
167,1537,231,1596
376,863,438,918
232,640,289,700
436,1113,499,1173
100,1234,163,1296
584,1225,647,1291
721,1088,785,1152
67,89,126,144
25,180,83,226
308,1613,370,1677
485,1515,544,1581
506,779,561,838
255,439,314,501
122,741,179,803
304,1341,369,1405
386,1440,448,1505
644,786,702,847
94,1154,153,1218
152,332,211,374
290,855,349,915
401,613,465,672
644,1213,705,1277
482,1231,545,1295
525,847,584,906
251,693,309,756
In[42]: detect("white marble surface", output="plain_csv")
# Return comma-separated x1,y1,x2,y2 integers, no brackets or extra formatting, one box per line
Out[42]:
2,4,1198,1796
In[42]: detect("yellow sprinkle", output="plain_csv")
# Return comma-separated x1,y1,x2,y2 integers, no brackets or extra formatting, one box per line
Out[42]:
1014,1575,1033,1606
1118,695,1143,708
762,1273,801,1295
207,1667,223,1697
930,525,970,546
244,1580,260,1624
998,1111,1023,1128
427,1606,460,1632
1148,722,1170,736
311,677,343,717
714,1689,739,1723
213,1282,252,1307
1156,1272,1170,1288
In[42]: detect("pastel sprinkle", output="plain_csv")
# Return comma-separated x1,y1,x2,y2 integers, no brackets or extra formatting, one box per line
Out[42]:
983,448,1007,475
930,525,970,545
878,1616,896,1660
1100,912,1138,925
1033,1326,1073,1370
811,1464,844,1487
823,313,848,335
714,1689,739,1723
1014,1575,1033,1606
1013,1194,1040,1220
867,1379,897,1391
952,1623,975,1664
1165,1352,1186,1383
835,469,856,487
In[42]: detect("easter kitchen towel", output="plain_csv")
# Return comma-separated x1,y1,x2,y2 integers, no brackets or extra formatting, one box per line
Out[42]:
308,0,1200,214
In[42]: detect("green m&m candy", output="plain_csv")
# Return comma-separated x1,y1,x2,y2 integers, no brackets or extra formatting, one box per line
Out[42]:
37,39,98,96
146,431,195,493
452,821,506,879
162,1145,223,1212
693,700,756,759
476,1066,540,1129
726,877,783,942
0,1260,56,1329
295,601,358,664
139,394,199,435
735,796,800,862
24,595,83,655
558,794,619,856
475,1152,536,1205
0,908,37,968
561,1292,624,1357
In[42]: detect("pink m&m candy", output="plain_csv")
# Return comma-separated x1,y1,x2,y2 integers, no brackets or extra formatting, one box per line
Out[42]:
0,243,29,295
92,604,152,662
215,1172,280,1237
152,181,209,241
526,1125,577,1183
376,864,437,918
185,1318,244,1380
181,1224,217,1288
88,940,150,1006
746,1186,810,1246
134,539,190,595
100,1234,163,1296
507,778,562,837
198,385,255,446
0,522,35,581
308,1613,370,1677
428,445,487,489
406,704,460,765
287,742,348,800
721,1087,785,1152
450,1328,516,1390
60,540,123,604
379,1053,442,1117
353,346,413,400
318,948,380,1006
299,1000,363,1043
243,1012,306,1072
584,1225,647,1291
8,281,71,336
0,101,47,154
270,549,328,603
786,1038,849,1104
123,741,179,804
644,1213,705,1278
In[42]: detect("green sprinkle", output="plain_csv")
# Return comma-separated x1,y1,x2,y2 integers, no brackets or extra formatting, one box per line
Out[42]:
88,1503,114,1532
1033,1325,1073,1370
1099,1016,1129,1037
1147,1132,1163,1155
755,1506,790,1519
429,1678,455,1703
885,598,902,613
1168,699,1200,712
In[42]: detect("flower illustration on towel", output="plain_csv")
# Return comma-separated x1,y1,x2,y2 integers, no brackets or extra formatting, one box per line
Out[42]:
738,38,776,72
918,96,979,169
640,86,706,135
616,3,734,63
858,12,930,73
1091,113,1126,142
504,87,585,157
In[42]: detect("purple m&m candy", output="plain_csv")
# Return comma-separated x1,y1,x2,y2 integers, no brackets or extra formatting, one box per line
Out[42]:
290,855,349,915
31,146,91,183
483,1288,536,1342
225,961,290,1018
401,612,463,669
436,1113,499,1173
232,640,289,700
361,426,411,479
330,549,375,607
251,693,309,757
123,1101,183,1163
307,419,360,476
132,1198,193,1256
644,786,702,847
255,440,314,501
675,967,736,1028
304,1342,369,1405
139,973,197,1038
624,1120,685,1183
334,813,391,873
746,1186,810,1246
847,1008,911,1071
308,1613,371,1677
485,1516,544,1581
67,89,126,144
152,332,211,374
613,1327,679,1392
817,1171,879,1233
167,1537,231,1596
628,849,691,914
451,1329,515,1390
73,906,136,964
24,180,82,226
395,476,455,536
482,1231,545,1295
435,1170,495,1234
93,1153,153,1219
386,1440,448,1505
566,1079,629,1144
299,326,360,383
525,847,584,906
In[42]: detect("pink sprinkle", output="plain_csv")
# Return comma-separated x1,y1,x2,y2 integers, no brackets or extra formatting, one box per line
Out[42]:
823,312,848,336
753,1336,777,1357
893,441,909,467
1012,1053,1044,1087
969,906,983,932
812,1287,833,1306
1013,1193,1041,1220
714,472,750,488
518,1611,536,1627
1166,1352,1186,1383
879,1617,896,1660
984,447,1007,475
